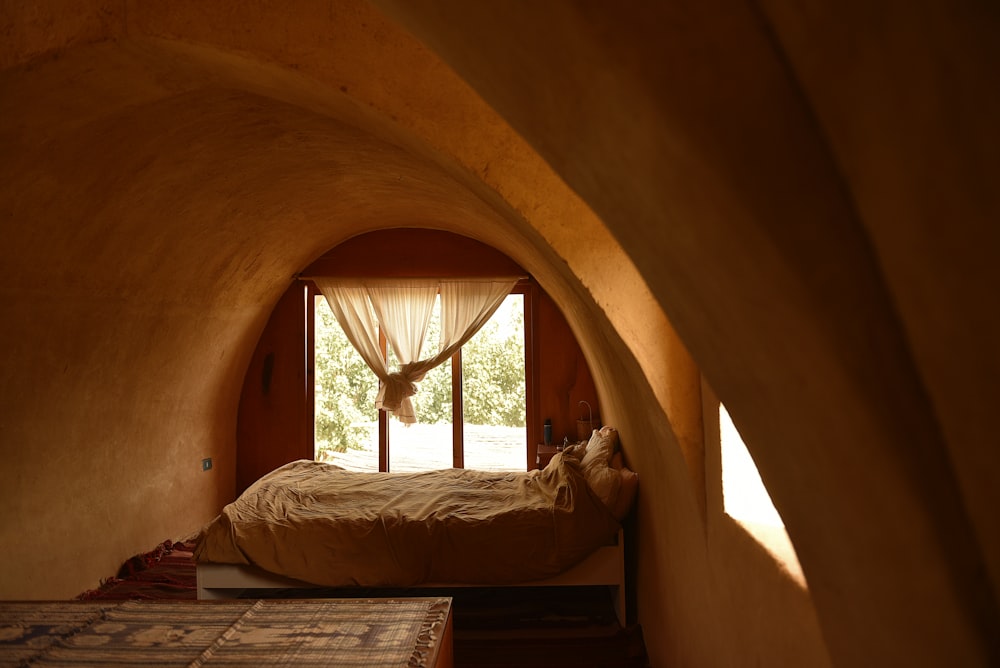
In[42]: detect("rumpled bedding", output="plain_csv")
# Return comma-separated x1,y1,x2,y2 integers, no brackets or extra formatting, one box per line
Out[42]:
193,453,622,587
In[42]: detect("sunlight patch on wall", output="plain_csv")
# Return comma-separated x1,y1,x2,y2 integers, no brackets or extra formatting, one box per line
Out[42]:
720,404,783,526
720,404,807,585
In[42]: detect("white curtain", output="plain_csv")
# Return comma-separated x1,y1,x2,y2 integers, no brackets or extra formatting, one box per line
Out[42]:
314,277,519,423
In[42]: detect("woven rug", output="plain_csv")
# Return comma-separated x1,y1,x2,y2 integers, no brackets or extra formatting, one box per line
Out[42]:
77,539,197,601
0,598,451,667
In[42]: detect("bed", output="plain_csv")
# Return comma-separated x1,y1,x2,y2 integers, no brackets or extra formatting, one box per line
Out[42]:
194,427,638,626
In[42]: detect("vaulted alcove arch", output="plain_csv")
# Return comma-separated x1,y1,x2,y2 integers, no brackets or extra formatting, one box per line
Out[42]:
237,229,601,491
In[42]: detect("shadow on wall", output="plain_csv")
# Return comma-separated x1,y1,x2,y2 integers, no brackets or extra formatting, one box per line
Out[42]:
716,515,829,666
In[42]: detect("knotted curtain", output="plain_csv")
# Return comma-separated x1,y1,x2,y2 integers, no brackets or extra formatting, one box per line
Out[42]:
314,277,518,423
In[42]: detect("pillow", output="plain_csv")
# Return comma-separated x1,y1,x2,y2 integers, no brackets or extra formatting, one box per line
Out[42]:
579,426,624,511
581,426,619,476
611,467,639,521
585,461,622,509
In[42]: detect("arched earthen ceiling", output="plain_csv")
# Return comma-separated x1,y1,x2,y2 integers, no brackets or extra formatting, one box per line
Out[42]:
1,2,998,666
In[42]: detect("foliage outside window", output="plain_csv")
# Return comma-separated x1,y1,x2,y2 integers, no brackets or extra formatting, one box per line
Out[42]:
314,300,378,458
314,294,526,469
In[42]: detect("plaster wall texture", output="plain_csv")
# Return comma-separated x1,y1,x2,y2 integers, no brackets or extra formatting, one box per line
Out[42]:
0,1,996,667
372,1,1000,665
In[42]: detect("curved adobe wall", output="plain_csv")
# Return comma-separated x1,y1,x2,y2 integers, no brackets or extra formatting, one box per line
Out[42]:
373,1,1000,666
2,1,996,667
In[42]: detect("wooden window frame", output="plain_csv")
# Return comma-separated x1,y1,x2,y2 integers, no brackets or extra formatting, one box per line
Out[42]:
308,279,536,472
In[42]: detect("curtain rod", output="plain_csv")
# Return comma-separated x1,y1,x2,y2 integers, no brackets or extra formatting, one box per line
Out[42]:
295,274,530,282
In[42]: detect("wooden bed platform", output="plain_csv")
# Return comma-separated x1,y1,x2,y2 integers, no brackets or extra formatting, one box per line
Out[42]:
197,528,627,626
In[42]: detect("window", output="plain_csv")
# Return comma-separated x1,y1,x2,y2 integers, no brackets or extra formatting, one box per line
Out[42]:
313,293,379,470
720,403,783,526
311,286,528,473
719,403,806,585
458,293,526,470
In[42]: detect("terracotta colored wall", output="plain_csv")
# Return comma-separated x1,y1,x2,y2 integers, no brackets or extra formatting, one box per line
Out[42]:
237,283,312,493
373,2,1000,665
1,2,996,667
534,292,599,448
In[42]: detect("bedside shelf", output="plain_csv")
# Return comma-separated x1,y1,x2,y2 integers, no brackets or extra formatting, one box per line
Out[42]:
536,443,560,469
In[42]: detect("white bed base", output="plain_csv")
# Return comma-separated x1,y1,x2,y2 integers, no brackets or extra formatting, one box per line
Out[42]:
197,528,627,626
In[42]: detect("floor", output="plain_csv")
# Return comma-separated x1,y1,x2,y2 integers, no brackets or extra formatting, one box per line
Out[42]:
78,540,649,667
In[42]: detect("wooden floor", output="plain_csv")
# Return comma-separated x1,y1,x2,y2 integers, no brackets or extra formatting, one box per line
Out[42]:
443,587,649,668
79,540,649,668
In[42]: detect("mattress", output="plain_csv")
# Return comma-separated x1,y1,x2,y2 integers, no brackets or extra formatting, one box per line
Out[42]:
194,454,621,587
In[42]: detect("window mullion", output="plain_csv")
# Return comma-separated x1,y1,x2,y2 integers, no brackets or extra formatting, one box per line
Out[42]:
451,348,464,468
379,328,389,472
305,283,317,462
